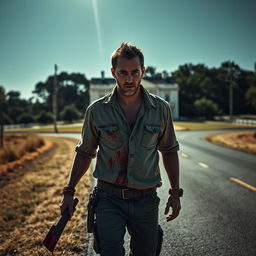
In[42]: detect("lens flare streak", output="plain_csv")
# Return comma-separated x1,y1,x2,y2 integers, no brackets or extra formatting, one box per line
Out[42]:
91,0,104,64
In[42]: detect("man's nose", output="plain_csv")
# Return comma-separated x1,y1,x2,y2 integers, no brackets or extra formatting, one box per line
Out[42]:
126,74,133,82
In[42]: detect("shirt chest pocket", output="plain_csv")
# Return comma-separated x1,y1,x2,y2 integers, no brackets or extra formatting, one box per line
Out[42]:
98,125,123,150
141,124,163,148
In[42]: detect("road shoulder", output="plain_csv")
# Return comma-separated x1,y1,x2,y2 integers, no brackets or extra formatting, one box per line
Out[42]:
0,136,93,256
205,131,256,154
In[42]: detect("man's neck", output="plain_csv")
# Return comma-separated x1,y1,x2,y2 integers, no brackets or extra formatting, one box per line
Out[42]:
117,86,142,106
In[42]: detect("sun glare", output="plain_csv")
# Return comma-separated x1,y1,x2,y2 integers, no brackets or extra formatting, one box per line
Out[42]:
91,0,104,64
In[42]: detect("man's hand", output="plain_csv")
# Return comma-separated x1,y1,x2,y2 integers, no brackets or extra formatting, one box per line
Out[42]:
60,195,76,218
164,195,181,222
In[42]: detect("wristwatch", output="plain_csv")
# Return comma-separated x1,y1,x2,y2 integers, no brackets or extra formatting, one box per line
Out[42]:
169,188,183,197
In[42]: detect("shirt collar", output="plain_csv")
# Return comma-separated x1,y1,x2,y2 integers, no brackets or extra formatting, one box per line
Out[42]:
102,85,157,109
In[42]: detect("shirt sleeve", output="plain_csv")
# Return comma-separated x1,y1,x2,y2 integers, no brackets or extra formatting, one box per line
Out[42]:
75,106,98,158
157,102,179,152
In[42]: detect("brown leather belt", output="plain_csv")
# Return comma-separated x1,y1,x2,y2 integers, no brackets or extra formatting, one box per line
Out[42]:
97,180,156,200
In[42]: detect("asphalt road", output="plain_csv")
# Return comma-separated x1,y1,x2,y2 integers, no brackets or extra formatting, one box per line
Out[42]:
44,130,256,256
158,130,256,256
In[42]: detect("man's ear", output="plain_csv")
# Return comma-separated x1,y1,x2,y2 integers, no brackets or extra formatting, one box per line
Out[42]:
111,67,116,78
142,66,146,76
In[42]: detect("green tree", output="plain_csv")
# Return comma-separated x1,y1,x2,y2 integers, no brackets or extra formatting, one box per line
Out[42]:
171,62,256,117
18,113,35,124
172,63,202,117
246,86,256,110
3,114,12,124
145,66,157,77
194,97,220,119
36,111,54,124
60,105,81,123
33,72,90,115
5,91,29,124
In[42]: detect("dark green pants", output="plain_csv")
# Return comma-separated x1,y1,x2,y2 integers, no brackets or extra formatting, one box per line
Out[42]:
95,188,160,256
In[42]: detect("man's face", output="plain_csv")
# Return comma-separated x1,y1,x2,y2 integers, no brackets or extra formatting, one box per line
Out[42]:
111,56,145,97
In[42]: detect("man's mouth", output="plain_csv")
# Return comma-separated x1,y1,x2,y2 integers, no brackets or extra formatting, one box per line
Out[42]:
124,84,134,88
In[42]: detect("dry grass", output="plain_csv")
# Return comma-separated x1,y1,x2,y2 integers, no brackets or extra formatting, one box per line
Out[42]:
205,131,256,154
0,136,54,189
0,137,93,256
0,134,44,164
174,121,256,130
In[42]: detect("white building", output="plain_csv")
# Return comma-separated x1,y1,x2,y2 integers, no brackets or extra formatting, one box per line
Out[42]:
90,72,179,120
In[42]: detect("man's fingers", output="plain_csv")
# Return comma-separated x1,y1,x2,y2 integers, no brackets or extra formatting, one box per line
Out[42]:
59,196,76,217
60,202,74,217
166,207,181,222
164,204,170,215
166,212,178,222
166,214,176,222
164,198,172,215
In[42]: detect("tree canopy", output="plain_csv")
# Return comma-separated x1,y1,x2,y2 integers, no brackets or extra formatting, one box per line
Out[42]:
1,63,255,125
172,61,255,117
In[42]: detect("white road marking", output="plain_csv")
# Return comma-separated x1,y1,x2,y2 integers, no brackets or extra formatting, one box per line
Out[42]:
197,162,209,168
181,153,189,158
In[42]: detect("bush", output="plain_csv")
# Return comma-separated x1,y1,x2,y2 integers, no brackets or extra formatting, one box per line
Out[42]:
246,86,256,108
60,104,81,123
36,111,53,124
17,113,35,124
25,134,44,152
0,134,45,164
194,97,220,119
4,114,13,125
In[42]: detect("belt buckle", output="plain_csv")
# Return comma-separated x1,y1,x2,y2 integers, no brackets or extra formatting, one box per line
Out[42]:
121,189,129,199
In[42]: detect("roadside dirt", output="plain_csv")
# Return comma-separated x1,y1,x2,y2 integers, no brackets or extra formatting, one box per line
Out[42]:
205,131,256,154
0,136,93,256
0,136,54,189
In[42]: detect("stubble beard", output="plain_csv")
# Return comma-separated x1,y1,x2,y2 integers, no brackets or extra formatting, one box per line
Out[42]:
118,80,141,97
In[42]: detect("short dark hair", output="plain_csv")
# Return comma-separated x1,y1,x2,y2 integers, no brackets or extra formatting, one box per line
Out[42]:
111,42,144,69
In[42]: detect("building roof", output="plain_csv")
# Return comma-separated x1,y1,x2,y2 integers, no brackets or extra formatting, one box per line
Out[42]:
90,76,176,85
143,76,176,84
90,78,115,85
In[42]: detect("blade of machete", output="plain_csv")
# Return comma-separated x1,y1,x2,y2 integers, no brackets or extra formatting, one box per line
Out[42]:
43,197,79,253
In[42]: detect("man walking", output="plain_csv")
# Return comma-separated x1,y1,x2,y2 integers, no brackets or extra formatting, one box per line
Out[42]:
60,42,182,256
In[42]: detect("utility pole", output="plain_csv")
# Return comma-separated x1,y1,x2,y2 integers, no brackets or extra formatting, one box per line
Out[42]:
0,87,4,148
225,62,235,119
53,64,59,133
0,101,3,148
229,67,234,119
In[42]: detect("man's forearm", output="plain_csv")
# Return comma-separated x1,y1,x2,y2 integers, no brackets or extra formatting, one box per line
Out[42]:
67,153,92,188
161,151,180,189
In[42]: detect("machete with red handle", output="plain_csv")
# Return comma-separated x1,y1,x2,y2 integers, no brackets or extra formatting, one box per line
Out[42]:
43,197,79,255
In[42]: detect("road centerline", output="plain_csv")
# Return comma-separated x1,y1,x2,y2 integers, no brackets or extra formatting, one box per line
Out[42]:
197,162,209,168
229,177,256,192
181,153,189,158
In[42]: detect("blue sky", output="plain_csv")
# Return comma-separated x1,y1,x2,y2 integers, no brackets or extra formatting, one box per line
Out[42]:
0,0,255,99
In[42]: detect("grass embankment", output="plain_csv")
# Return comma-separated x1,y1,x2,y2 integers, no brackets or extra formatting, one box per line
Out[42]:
6,126,82,134
0,134,45,164
0,134,54,189
0,136,93,256
174,121,256,130
205,131,256,154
